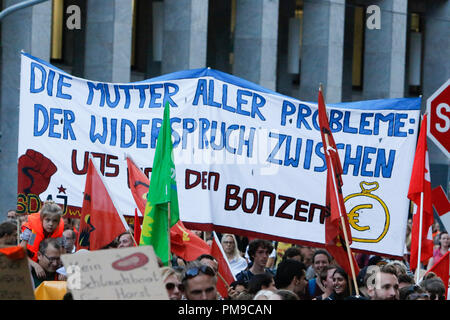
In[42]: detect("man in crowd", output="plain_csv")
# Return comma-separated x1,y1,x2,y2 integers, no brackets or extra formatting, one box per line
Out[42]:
0,221,18,246
31,238,65,288
306,249,332,299
235,239,274,284
367,264,399,300
63,229,77,253
181,260,218,300
274,259,308,299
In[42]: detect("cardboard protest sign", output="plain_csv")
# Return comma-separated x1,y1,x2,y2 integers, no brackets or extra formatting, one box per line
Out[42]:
0,246,35,300
18,52,421,257
61,246,168,300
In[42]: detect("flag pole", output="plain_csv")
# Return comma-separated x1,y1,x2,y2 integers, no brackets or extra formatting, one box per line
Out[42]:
415,192,424,283
324,132,360,296
168,201,172,266
217,271,230,289
129,228,138,247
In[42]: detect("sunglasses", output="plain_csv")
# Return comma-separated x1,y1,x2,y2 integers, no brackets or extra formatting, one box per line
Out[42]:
165,282,184,291
182,265,215,282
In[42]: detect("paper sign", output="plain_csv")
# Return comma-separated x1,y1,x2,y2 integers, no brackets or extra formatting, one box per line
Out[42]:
61,246,168,300
0,246,35,300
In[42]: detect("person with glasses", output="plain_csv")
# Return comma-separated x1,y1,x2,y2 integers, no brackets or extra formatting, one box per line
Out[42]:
31,238,64,288
161,267,183,300
180,260,218,300
221,234,248,277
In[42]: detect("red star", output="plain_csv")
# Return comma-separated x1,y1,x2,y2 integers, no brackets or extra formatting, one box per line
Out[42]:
57,184,67,194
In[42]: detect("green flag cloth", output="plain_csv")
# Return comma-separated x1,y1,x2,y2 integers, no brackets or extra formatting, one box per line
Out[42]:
140,102,180,266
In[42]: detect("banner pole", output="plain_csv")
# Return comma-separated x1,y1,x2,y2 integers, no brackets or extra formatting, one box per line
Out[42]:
325,133,360,296
168,201,171,267
415,192,424,283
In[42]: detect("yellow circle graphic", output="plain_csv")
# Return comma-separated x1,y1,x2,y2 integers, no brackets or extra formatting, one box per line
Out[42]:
344,181,390,243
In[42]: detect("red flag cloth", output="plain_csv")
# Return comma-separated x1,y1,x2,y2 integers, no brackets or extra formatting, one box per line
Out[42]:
170,221,210,261
317,88,359,279
77,159,126,251
432,186,450,217
210,232,236,298
426,252,449,299
126,157,150,215
134,208,141,246
408,114,434,271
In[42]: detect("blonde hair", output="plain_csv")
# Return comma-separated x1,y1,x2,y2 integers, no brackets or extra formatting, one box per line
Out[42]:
160,267,181,282
40,201,63,220
221,233,241,259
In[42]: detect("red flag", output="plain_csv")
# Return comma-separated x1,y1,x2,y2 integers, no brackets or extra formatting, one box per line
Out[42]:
126,156,150,215
210,232,236,298
432,186,450,217
408,114,434,271
426,252,449,299
77,159,127,251
170,221,210,261
134,208,142,246
317,87,359,279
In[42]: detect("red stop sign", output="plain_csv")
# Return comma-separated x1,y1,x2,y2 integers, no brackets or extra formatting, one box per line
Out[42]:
427,79,450,158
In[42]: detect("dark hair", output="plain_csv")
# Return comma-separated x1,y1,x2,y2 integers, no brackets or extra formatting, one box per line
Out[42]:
420,278,446,300
230,279,248,289
282,247,302,261
0,221,16,237
332,267,351,297
313,249,332,263
399,284,428,300
247,239,273,262
397,274,414,285
274,259,306,289
248,273,274,294
319,264,338,283
39,238,61,254
438,231,449,247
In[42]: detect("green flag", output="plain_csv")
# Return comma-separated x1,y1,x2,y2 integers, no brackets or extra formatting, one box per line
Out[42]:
140,102,180,266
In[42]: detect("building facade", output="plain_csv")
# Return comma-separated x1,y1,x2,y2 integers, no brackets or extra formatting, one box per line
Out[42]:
0,0,449,218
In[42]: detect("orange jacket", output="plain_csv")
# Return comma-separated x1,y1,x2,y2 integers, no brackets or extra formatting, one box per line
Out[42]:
21,212,64,262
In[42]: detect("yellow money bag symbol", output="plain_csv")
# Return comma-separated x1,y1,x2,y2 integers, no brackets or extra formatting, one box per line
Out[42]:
344,181,390,243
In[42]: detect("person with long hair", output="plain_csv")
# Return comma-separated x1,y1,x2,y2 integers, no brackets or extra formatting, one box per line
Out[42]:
427,231,450,269
221,233,248,276
324,267,352,300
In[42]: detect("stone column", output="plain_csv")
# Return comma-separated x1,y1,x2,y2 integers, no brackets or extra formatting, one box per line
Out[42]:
422,0,450,108
0,0,52,216
362,0,408,99
162,0,209,74
233,0,279,91
299,0,345,103
83,0,132,82
423,1,450,175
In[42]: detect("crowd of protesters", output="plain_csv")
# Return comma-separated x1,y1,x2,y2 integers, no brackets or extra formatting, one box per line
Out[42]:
0,202,448,301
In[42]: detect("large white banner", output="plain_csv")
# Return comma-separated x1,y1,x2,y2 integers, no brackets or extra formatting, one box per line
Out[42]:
18,52,421,257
